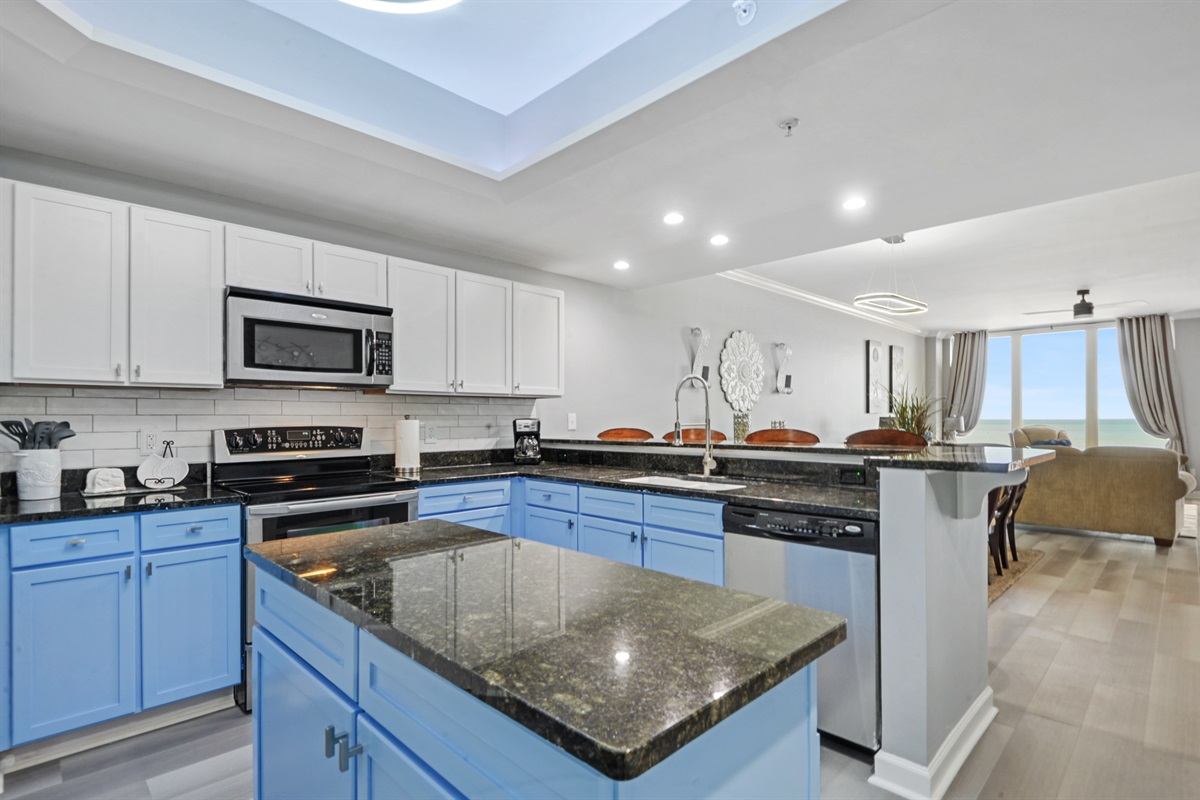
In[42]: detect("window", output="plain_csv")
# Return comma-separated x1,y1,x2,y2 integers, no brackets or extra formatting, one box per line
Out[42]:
1021,330,1086,446
960,324,1166,449
1096,328,1162,446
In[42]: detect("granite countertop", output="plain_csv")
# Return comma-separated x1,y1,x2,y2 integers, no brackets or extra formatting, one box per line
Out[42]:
245,520,846,780
417,462,880,520
0,485,243,525
542,438,1055,473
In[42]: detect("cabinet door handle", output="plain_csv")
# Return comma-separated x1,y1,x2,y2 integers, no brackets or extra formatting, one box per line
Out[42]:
318,282,325,294
337,737,363,773
514,382,520,391
306,280,312,292
134,364,141,379
66,538,87,546
146,562,153,576
125,565,132,580
567,519,574,529
324,726,339,759
186,525,203,533
630,530,636,542
115,364,122,378
457,379,464,390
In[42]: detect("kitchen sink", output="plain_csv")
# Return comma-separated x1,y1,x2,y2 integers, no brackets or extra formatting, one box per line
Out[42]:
620,475,747,491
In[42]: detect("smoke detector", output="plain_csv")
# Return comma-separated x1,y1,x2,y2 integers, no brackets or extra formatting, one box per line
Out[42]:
732,0,757,26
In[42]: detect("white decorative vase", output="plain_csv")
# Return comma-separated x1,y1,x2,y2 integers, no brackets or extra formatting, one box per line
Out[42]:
15,449,63,500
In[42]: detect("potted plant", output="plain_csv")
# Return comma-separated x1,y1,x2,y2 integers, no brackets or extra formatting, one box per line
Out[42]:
886,386,941,441
1,419,76,500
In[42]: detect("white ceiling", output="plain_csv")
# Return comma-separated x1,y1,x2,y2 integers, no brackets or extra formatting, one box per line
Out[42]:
743,171,1200,334
246,0,689,114
2,0,1199,332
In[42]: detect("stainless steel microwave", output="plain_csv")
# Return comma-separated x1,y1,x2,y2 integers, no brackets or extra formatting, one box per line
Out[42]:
225,288,393,387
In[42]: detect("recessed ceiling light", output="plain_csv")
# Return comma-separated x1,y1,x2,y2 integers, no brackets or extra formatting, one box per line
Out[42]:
338,0,462,13
842,196,867,211
663,212,685,225
710,234,730,246
613,260,630,271
615,651,631,664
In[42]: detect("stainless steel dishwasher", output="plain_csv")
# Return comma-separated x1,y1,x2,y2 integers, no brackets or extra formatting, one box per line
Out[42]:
723,505,879,751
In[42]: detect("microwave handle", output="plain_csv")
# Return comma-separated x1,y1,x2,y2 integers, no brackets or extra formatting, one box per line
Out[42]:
365,329,375,377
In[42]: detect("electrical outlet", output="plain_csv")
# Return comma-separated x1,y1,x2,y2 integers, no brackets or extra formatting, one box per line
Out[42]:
424,422,437,443
567,413,577,431
139,428,161,455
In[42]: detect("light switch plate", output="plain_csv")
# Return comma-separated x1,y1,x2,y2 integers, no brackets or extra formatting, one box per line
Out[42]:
567,413,577,431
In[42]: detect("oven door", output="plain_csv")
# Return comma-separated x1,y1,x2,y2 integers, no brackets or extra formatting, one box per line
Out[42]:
237,490,417,710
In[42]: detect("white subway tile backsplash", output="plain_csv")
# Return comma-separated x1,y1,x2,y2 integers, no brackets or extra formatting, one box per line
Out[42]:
2,385,522,470
48,397,137,415
235,387,299,401
214,400,282,415
73,387,162,399
138,399,215,415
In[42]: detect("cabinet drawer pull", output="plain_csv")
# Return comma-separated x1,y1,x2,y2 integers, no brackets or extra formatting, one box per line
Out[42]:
462,495,474,502
337,738,363,773
186,525,203,533
543,493,553,500
66,538,87,546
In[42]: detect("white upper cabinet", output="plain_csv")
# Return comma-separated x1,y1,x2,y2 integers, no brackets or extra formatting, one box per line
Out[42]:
129,208,224,387
0,180,13,383
513,283,565,397
456,272,512,396
224,225,313,296
313,242,388,307
12,184,130,384
388,258,456,394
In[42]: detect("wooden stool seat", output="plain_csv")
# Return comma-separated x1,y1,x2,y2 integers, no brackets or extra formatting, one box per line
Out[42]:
844,428,927,447
662,429,728,444
597,427,653,442
744,429,820,446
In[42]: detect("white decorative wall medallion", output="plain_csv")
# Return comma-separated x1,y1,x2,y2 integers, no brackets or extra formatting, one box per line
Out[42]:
719,331,765,413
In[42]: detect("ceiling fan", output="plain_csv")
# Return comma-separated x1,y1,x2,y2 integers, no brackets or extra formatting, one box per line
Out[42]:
1022,289,1146,319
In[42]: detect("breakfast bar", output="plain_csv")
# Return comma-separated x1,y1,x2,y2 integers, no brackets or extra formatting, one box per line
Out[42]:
245,520,846,799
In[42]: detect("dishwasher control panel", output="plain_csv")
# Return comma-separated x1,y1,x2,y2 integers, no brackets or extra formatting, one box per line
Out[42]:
723,505,876,549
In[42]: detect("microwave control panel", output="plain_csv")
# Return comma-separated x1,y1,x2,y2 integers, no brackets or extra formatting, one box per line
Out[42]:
220,425,364,455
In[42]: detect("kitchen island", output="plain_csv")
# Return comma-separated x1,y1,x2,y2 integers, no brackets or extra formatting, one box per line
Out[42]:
245,520,846,799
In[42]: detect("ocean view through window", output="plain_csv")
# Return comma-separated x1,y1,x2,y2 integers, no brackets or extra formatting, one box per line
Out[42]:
959,325,1167,448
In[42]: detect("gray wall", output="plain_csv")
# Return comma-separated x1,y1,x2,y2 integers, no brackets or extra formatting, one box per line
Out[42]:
0,148,927,463
1174,317,1200,484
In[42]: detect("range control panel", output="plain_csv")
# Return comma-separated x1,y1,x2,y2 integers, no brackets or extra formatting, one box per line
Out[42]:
217,425,365,457
724,505,877,545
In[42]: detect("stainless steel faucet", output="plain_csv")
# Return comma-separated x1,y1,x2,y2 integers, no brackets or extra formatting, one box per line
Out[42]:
673,373,717,478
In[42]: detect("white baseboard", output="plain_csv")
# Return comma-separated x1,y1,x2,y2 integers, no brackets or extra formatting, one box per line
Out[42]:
0,690,236,788
869,687,997,800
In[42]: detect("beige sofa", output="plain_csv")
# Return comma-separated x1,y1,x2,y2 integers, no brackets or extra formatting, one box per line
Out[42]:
1012,426,1196,546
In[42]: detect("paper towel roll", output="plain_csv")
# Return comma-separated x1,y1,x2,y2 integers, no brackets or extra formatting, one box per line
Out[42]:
395,419,421,474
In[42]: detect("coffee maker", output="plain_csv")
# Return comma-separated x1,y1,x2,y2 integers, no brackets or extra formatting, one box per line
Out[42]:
513,418,541,465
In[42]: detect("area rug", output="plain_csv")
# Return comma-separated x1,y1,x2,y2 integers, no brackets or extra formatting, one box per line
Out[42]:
1181,501,1197,539
987,548,1045,605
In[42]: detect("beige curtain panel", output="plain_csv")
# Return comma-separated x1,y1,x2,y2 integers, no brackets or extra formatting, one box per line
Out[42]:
945,330,989,433
1117,314,1190,463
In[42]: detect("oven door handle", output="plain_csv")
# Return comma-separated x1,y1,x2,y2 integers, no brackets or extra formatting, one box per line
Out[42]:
247,491,419,518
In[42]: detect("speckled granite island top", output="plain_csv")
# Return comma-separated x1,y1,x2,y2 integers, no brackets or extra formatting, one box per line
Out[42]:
245,520,847,780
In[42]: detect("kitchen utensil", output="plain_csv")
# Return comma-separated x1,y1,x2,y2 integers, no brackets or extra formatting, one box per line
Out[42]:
49,421,75,448
31,421,53,449
1,420,29,447
0,427,24,447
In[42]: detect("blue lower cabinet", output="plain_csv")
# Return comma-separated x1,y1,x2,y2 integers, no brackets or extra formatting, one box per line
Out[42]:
426,506,509,536
522,507,578,550
141,543,241,709
642,526,724,586
11,555,139,745
1,526,10,752
578,516,642,566
255,628,357,800
357,714,463,800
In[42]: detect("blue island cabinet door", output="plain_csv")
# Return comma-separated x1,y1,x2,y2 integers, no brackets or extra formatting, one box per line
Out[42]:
577,516,642,566
11,556,138,745
357,714,463,800
141,543,241,709
1,526,10,752
255,628,356,800
642,527,724,586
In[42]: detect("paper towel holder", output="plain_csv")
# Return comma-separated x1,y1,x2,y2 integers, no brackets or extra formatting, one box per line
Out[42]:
394,416,422,478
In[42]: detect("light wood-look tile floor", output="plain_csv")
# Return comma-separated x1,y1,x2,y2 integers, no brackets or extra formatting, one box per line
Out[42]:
5,522,1198,799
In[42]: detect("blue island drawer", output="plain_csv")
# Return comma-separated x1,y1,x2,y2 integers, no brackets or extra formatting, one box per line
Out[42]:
643,493,724,538
140,505,241,552
524,479,578,512
11,515,136,568
579,486,643,523
419,480,511,516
